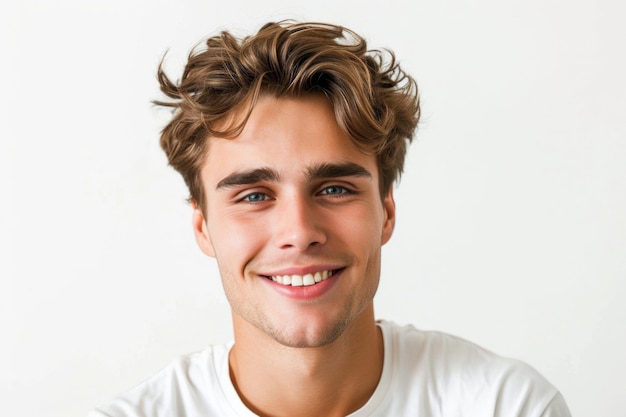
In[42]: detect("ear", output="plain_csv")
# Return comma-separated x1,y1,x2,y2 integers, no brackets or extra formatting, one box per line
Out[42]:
191,201,216,257
381,188,396,245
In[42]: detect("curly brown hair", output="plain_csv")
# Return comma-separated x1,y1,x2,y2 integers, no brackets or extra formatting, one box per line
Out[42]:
155,21,420,213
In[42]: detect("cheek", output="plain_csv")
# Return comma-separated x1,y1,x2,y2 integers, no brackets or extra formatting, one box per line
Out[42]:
208,214,267,266
341,205,386,245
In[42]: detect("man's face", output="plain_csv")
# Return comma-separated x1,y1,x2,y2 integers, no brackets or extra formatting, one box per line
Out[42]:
192,95,395,348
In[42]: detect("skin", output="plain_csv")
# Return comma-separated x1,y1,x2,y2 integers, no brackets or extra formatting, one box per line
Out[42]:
192,94,396,417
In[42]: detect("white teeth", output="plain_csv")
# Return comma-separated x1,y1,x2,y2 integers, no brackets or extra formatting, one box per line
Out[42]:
303,274,315,286
269,270,334,287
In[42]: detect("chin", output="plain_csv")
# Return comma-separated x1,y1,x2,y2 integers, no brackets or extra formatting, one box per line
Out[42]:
265,317,350,349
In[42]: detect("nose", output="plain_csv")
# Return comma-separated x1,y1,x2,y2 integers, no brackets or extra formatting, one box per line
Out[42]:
272,194,327,251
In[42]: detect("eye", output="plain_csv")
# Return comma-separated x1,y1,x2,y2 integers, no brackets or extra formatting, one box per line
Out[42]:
242,192,269,202
320,185,349,196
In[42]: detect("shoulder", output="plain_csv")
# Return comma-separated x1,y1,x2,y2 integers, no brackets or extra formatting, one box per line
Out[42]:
90,344,231,417
377,321,571,416
383,320,548,380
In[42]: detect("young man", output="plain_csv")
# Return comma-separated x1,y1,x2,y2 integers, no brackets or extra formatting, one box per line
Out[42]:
90,21,571,416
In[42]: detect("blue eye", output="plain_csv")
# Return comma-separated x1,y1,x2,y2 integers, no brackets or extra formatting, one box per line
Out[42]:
321,186,348,195
243,192,268,202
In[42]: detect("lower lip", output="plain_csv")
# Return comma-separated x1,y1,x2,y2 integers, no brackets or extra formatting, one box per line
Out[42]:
262,270,342,300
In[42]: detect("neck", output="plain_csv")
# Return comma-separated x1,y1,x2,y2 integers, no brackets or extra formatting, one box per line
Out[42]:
229,306,384,417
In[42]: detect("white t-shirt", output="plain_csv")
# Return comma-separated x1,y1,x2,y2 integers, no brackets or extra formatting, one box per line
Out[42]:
89,321,571,417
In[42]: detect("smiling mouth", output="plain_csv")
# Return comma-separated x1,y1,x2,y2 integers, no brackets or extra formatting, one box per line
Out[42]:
264,269,339,287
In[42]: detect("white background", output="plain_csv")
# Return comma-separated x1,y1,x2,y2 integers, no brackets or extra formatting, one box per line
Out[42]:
2,0,625,416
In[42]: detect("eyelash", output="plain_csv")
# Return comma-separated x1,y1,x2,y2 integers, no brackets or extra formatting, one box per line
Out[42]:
241,192,269,203
319,185,351,196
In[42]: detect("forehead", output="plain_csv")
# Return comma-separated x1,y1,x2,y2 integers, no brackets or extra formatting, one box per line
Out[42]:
201,95,378,186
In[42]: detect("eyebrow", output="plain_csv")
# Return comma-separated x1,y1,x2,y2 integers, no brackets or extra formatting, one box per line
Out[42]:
215,162,372,190
216,167,280,190
305,162,373,182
